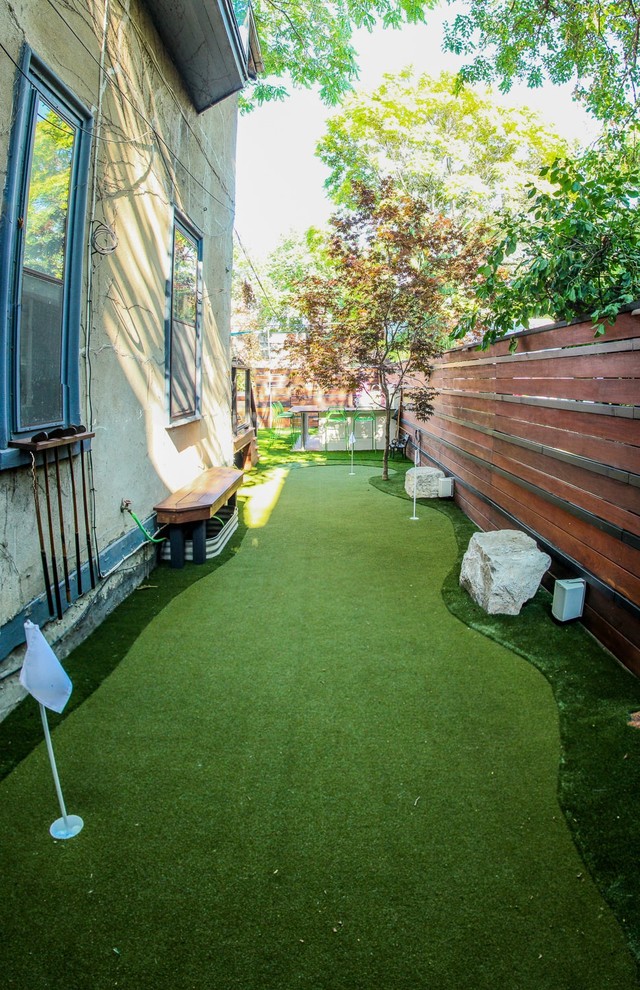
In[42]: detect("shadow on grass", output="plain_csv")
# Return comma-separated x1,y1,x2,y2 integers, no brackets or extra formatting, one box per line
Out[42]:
0,438,389,781
0,516,248,781
370,468,640,972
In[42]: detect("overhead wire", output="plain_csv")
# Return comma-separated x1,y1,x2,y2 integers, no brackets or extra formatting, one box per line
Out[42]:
23,0,238,214
233,229,280,321
110,0,237,204
0,35,231,214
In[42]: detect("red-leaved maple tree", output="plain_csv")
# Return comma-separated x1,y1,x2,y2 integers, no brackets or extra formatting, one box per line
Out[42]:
287,181,489,479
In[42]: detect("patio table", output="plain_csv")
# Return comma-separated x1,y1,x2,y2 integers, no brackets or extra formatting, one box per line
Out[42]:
289,405,328,450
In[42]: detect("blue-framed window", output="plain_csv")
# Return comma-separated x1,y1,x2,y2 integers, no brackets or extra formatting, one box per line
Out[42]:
0,48,92,466
167,214,202,422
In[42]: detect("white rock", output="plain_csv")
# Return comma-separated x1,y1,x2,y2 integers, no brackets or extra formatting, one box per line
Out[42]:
404,466,444,499
460,530,551,615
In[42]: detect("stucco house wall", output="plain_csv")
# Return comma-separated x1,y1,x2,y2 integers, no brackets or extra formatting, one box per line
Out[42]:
0,0,248,714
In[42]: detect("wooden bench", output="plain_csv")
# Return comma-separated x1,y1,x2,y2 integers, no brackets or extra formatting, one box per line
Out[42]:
154,466,244,568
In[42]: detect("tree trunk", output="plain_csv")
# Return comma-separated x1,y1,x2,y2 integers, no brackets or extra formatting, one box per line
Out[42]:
382,406,392,481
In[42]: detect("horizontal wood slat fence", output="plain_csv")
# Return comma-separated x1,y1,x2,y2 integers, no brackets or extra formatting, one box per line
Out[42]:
251,365,363,427
400,311,640,674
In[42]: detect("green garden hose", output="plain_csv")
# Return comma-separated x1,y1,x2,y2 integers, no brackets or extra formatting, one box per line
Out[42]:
128,510,226,545
129,510,166,544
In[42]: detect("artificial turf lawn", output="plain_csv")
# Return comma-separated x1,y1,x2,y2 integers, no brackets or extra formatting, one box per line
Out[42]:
1,455,639,989
371,469,640,969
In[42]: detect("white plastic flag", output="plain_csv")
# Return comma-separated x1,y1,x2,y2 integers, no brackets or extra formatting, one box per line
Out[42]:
20,620,72,713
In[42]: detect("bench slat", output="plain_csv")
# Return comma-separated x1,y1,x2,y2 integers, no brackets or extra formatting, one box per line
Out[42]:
154,466,243,525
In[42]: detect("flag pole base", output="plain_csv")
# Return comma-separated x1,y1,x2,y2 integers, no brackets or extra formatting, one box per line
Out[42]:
410,516,419,521
50,814,83,839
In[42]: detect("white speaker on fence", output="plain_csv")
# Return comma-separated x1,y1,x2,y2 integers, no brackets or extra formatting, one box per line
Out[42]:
552,578,586,622
438,477,454,498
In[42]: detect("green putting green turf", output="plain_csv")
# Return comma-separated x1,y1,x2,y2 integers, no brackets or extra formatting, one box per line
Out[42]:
0,462,638,989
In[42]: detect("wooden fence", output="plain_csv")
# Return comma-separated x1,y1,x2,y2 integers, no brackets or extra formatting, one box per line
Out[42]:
250,364,364,427
400,311,640,673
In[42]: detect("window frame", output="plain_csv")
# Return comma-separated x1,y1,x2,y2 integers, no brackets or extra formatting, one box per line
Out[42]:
166,211,203,425
0,47,92,469
231,363,251,434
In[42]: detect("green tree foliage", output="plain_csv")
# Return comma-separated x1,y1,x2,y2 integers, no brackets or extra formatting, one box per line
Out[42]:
318,70,572,217
245,1,640,123
443,0,640,122
453,133,640,347
244,0,438,109
231,231,328,361
23,105,75,278
287,180,490,478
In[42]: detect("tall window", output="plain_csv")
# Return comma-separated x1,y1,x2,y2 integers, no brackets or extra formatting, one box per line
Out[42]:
0,50,91,461
169,216,202,421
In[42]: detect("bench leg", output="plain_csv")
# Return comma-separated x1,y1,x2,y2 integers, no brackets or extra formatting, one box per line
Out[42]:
192,520,207,564
169,525,186,569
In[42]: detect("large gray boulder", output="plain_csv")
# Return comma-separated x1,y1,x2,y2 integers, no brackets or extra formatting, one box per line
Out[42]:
460,530,551,615
404,466,444,499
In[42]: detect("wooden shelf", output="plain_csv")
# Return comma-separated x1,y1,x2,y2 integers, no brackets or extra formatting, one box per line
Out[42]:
9,431,95,453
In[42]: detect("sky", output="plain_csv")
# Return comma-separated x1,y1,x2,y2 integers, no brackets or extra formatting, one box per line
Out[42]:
234,8,600,261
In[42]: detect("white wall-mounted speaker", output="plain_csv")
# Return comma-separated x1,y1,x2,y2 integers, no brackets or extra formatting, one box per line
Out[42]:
552,578,586,622
438,476,454,498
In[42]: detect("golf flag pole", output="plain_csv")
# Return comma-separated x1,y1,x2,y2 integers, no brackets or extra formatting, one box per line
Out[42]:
39,703,83,838
349,431,356,475
411,445,420,520
20,621,83,839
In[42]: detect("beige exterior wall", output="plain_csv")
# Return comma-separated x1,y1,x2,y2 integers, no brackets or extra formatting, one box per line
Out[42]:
0,0,240,705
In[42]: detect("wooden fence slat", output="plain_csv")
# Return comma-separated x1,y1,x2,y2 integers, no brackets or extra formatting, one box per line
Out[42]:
434,405,639,476
491,400,640,447
436,404,495,432
493,376,638,405
491,446,640,538
422,439,494,488
432,372,496,389
510,452,638,514
410,407,640,511
438,388,639,424
435,363,497,379
493,414,640,474
582,602,640,675
422,420,494,461
436,392,496,414
491,436,640,524
427,413,494,447
450,311,640,359
495,349,640,380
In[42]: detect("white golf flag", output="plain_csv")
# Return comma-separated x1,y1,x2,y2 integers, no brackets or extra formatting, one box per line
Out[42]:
349,432,356,449
20,621,72,713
